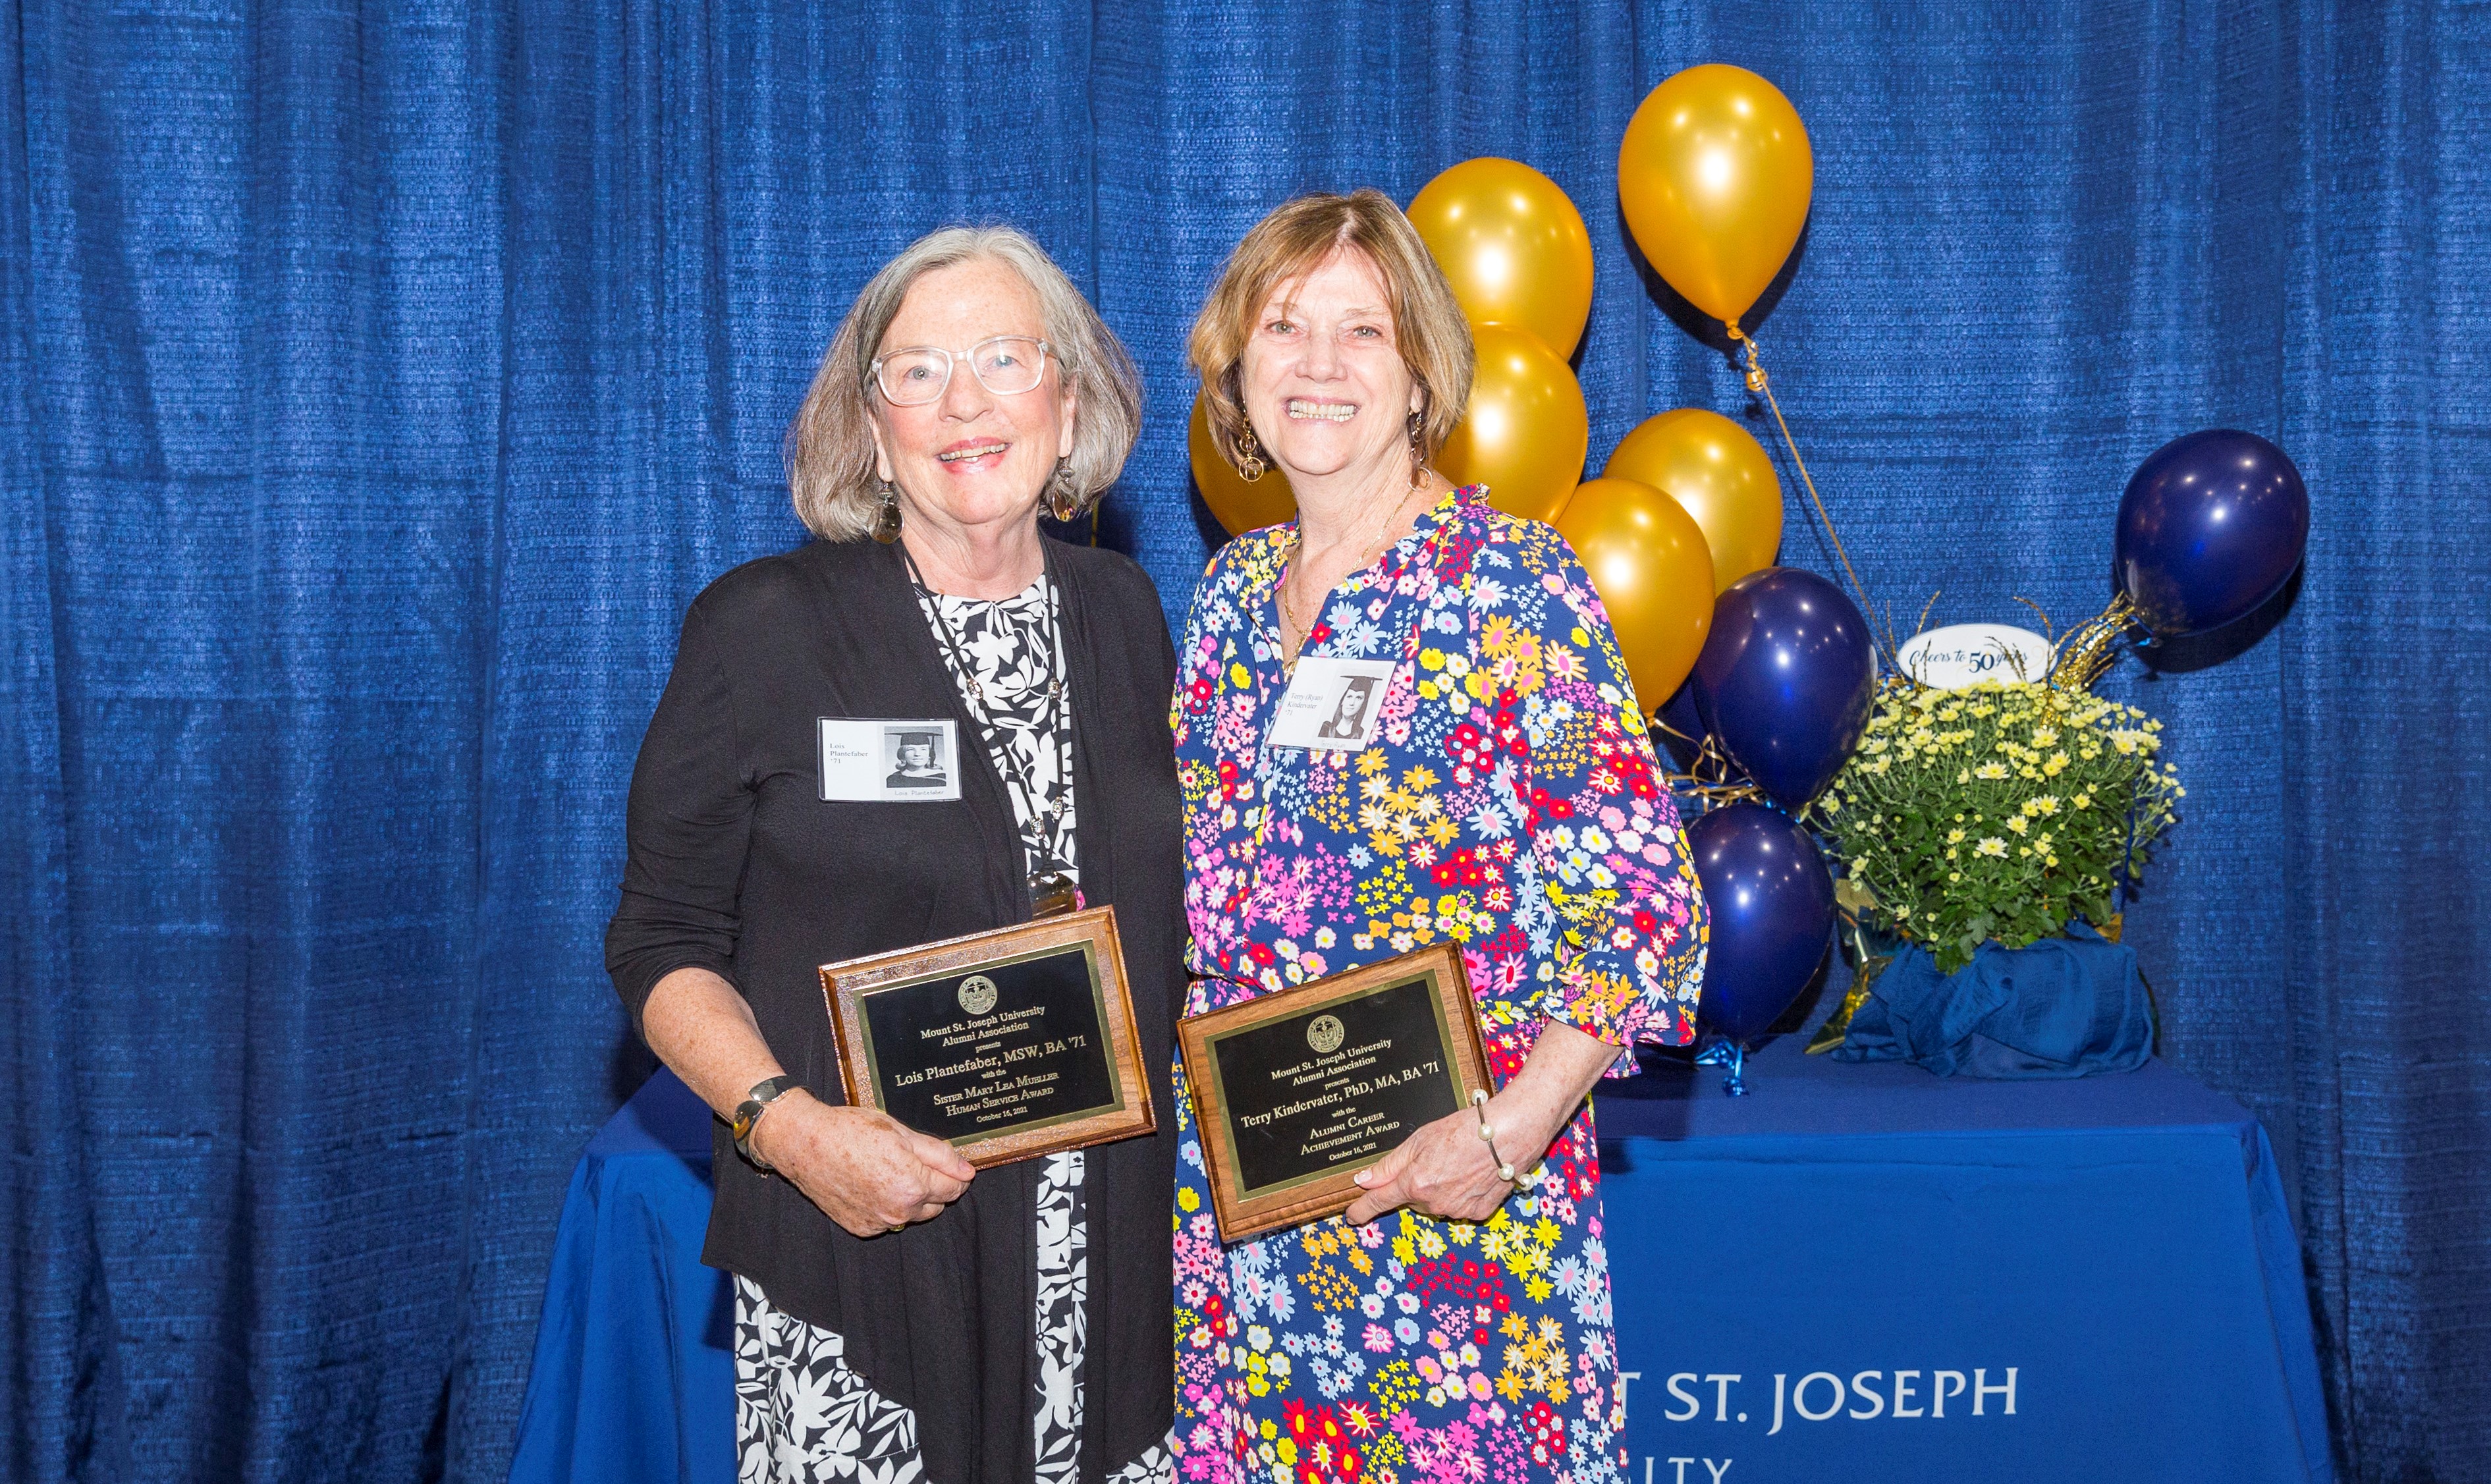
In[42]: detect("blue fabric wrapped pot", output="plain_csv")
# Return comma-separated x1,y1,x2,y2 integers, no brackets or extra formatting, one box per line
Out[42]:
1830,921,2154,1078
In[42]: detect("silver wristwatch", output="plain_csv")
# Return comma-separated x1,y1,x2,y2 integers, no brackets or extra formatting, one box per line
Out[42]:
730,1076,800,1172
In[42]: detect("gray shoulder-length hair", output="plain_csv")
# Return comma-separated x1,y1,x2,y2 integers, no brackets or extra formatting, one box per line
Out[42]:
787,225,1144,541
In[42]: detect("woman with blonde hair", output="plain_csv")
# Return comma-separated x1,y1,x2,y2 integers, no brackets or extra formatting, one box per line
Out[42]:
1166,190,1708,1483
611,224,1181,1483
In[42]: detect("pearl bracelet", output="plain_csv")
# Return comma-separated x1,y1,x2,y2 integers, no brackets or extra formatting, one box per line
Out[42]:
1470,1088,1541,1189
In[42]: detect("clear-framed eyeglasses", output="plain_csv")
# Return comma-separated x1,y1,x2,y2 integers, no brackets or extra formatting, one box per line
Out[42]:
871,336,1054,406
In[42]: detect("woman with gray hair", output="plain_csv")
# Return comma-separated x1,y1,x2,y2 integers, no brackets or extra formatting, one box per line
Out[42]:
607,225,1181,1484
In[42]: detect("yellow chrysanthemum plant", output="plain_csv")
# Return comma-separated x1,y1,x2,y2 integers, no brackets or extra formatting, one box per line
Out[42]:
1814,676,2183,977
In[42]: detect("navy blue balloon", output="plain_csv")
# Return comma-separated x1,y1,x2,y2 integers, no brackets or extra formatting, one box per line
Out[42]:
2116,429,2310,637
1689,568,1876,810
1689,802,1835,1044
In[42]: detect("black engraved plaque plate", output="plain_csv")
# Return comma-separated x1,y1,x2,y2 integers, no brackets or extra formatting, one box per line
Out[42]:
822,906,1155,1168
860,946,1118,1141
1212,976,1461,1195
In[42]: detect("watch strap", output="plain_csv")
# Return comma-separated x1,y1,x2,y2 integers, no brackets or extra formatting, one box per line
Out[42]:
730,1075,801,1171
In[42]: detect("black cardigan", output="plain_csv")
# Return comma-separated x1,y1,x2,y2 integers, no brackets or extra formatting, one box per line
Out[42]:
606,534,1182,1483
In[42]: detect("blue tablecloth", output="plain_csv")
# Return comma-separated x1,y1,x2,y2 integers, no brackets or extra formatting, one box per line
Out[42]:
510,1045,2331,1484
1597,1041,2331,1483
507,1070,734,1484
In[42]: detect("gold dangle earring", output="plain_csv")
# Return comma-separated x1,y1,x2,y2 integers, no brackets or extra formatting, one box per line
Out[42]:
871,480,903,543
1235,422,1267,483
1407,409,1427,490
1046,459,1081,523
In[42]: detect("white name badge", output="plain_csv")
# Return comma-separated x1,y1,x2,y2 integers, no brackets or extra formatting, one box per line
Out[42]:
819,717,962,802
1267,657,1400,752
1898,624,2056,689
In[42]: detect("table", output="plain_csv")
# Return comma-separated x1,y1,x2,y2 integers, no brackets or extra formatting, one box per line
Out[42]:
506,1068,734,1484
509,1045,2332,1484
1597,1040,2332,1483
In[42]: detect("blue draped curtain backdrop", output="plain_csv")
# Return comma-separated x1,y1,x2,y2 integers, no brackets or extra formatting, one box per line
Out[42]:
3,0,2483,1479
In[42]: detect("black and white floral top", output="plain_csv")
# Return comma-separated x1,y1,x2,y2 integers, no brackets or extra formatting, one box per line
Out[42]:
919,577,1090,1484
919,579,1079,891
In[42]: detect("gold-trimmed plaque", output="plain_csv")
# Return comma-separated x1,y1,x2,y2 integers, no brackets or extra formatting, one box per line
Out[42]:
820,905,1155,1169
1178,944,1492,1241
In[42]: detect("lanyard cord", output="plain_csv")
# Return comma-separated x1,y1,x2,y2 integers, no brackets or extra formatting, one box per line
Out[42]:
900,544,1078,885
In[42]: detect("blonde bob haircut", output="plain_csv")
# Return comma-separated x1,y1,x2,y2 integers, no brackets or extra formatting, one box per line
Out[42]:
787,225,1144,541
1188,188,1475,480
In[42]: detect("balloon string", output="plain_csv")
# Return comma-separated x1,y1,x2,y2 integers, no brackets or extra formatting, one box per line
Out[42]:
1725,321,1900,669
1649,715,1763,810
2051,592,2139,690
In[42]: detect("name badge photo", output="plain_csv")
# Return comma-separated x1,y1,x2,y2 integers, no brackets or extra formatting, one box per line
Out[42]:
819,717,961,802
1267,657,1399,752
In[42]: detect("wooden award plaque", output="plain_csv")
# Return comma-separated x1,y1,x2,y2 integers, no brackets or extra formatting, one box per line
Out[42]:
1178,943,1493,1241
820,905,1155,1169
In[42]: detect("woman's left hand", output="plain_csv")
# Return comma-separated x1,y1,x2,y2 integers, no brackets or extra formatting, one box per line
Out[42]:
1340,1093,1556,1224
1342,1018,1626,1226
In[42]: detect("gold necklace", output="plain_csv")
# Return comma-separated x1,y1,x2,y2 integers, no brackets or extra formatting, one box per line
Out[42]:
1280,482,1433,665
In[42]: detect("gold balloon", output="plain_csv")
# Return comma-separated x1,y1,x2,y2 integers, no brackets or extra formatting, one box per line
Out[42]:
1188,395,1296,536
1554,478,1716,709
1618,64,1813,326
1408,158,1597,358
1437,325,1589,525
1602,408,1782,591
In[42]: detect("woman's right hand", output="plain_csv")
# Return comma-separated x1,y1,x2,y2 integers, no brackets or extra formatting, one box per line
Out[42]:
747,1089,975,1238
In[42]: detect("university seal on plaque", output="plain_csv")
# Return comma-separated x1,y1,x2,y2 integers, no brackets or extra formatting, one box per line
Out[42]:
819,906,1155,1169
1178,944,1492,1241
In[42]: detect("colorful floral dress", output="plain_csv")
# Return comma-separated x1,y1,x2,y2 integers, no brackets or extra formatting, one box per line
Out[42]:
1166,490,1709,1484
